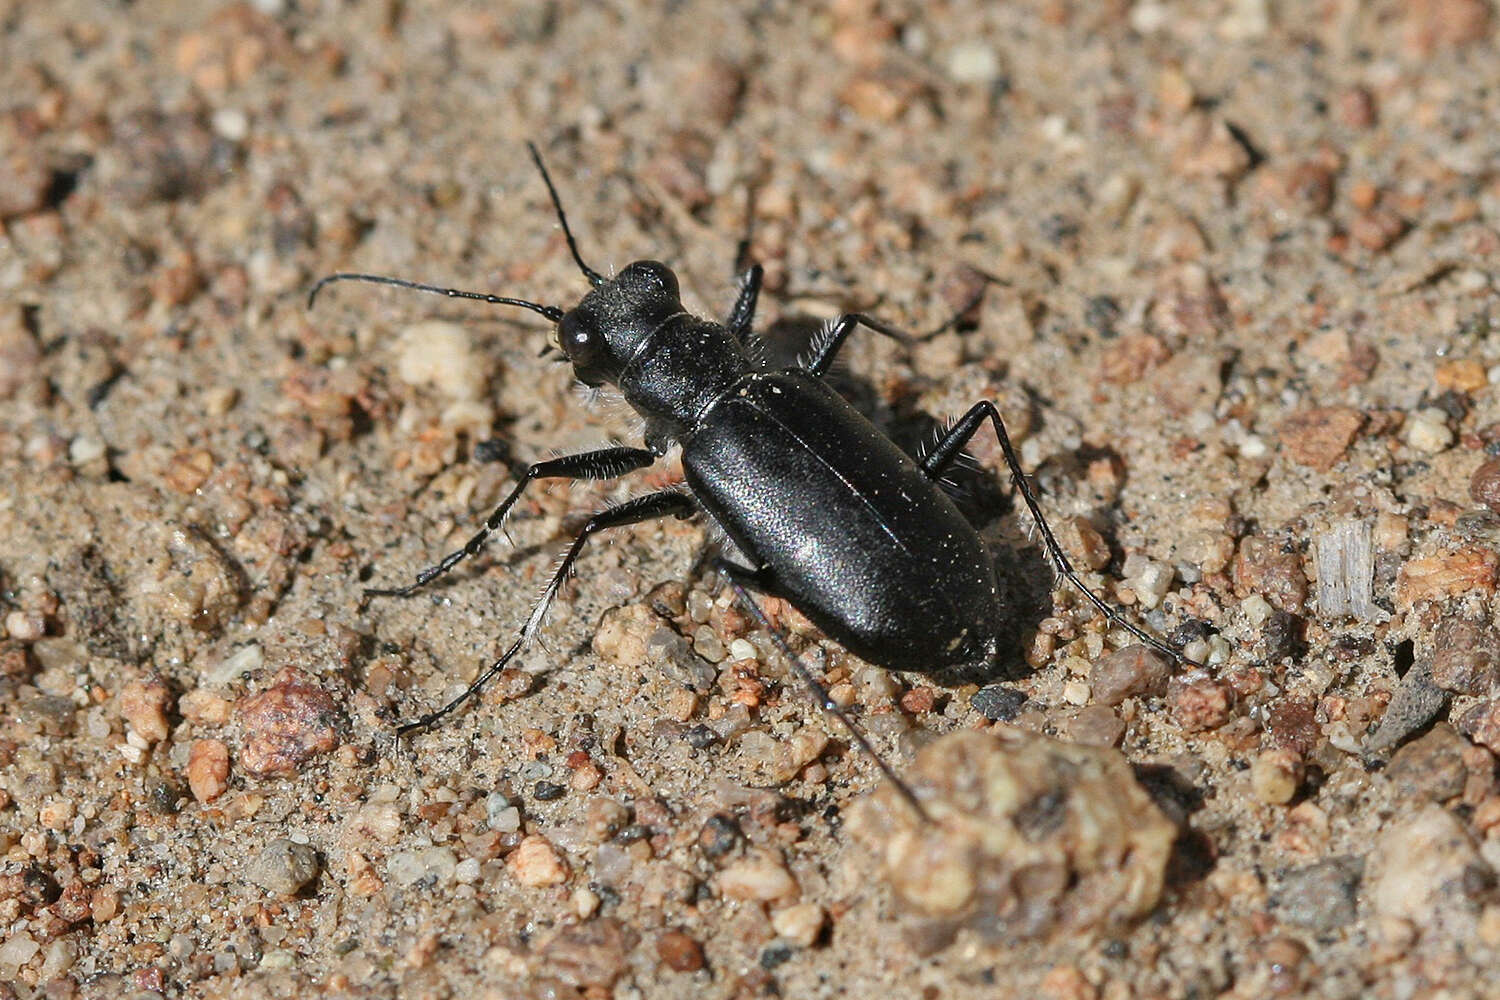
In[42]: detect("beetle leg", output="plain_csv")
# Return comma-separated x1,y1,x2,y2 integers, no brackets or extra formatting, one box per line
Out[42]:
714,558,930,823
365,445,658,601
396,490,697,735
803,312,913,377
724,263,763,345
921,400,1201,668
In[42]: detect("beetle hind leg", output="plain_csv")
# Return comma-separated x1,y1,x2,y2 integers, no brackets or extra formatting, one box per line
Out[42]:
921,400,1202,670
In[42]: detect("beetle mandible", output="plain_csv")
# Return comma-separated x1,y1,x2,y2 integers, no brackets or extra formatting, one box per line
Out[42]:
311,144,1193,812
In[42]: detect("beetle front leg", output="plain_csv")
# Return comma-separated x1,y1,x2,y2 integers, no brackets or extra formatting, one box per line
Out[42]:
725,263,763,345
921,400,1200,668
365,445,658,600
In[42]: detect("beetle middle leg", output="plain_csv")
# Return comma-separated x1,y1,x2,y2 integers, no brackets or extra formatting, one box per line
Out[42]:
396,489,697,735
921,400,1200,667
804,312,913,377
365,445,658,600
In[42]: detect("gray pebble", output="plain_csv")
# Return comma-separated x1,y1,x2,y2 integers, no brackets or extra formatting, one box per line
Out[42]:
1367,654,1448,752
247,839,321,896
1273,856,1362,932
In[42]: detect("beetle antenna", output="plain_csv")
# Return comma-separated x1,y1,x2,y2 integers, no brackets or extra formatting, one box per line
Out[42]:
306,272,565,322
527,141,605,288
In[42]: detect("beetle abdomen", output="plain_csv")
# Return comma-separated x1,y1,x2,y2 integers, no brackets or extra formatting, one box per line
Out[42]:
683,372,1005,674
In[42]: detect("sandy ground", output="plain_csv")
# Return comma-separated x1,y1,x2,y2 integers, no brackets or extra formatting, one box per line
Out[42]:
5,0,1500,997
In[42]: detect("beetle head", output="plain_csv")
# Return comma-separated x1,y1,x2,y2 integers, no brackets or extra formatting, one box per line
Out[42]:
556,260,684,386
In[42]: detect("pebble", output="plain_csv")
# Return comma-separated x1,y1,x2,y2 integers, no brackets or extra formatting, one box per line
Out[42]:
1168,673,1235,732
235,668,342,778
971,684,1027,721
0,932,39,971
1386,725,1469,803
1122,554,1175,609
771,902,826,948
1250,748,1304,804
1090,646,1170,706
591,599,657,668
187,739,231,803
1232,536,1309,613
508,834,569,887
692,624,725,663
1369,805,1493,928
349,802,403,843
1457,701,1500,755
1431,617,1500,694
717,851,799,902
1277,406,1364,471
247,838,321,896
1369,655,1450,752
540,918,635,989
1059,704,1125,749
396,320,489,402
0,641,36,679
656,930,705,972
1404,407,1454,454
1396,548,1498,608
1273,857,1363,932
849,730,1176,949
387,846,457,888
4,609,45,642
118,677,172,744
946,42,1001,84
1473,457,1500,515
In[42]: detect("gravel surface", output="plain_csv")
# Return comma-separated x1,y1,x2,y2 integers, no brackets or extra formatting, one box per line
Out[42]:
4,1,1500,997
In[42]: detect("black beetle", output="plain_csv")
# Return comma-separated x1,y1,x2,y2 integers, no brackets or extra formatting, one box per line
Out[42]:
311,144,1191,812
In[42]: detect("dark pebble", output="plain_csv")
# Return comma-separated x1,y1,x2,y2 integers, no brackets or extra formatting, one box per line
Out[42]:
534,781,566,801
685,724,719,749
615,823,652,844
971,684,1027,721
698,813,742,858
759,944,793,970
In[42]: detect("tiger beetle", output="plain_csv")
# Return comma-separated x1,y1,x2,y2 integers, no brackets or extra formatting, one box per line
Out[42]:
309,142,1198,818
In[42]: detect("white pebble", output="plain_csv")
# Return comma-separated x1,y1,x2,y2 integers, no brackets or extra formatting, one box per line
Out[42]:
211,108,249,141
397,321,488,401
1404,408,1453,454
69,436,105,464
1240,594,1273,626
0,932,40,970
771,902,825,948
719,852,798,901
947,43,1000,84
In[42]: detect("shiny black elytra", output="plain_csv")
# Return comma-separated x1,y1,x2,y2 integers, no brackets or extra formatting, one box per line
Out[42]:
310,143,1190,816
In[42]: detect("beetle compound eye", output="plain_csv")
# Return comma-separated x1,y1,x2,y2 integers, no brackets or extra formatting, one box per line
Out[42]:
559,313,604,367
